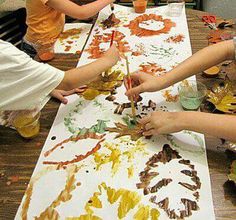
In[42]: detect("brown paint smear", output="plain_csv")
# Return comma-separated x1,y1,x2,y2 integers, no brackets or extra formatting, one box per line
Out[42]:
106,122,145,141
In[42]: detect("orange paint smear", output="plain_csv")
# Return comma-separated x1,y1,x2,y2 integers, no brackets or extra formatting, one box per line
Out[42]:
86,31,130,59
163,90,179,102
38,52,55,61
139,63,166,76
44,133,104,157
125,14,176,37
165,34,185,43
43,133,105,166
65,45,72,52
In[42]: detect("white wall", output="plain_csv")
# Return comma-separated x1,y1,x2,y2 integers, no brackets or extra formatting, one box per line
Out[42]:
203,0,236,19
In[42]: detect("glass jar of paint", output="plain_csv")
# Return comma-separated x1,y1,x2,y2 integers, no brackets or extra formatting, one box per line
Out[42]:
132,0,148,13
178,81,207,111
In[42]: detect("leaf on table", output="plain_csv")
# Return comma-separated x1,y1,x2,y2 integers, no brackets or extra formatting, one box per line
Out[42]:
228,160,236,184
79,70,124,100
106,122,144,141
207,81,236,113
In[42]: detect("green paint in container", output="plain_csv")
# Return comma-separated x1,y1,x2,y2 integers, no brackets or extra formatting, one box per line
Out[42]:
178,81,207,111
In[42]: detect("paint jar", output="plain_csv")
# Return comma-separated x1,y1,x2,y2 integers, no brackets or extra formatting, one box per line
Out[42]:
36,43,55,62
178,81,207,111
132,0,148,13
13,112,41,139
167,0,185,17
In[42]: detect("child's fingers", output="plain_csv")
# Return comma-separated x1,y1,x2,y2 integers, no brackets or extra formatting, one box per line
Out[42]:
144,122,153,131
139,115,151,125
52,91,68,104
143,129,154,136
125,85,144,97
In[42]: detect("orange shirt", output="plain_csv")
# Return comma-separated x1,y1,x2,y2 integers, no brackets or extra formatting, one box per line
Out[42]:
25,0,65,46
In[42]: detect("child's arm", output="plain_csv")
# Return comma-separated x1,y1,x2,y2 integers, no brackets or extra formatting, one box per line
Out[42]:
57,44,119,90
160,39,235,88
140,111,236,142
47,0,114,20
126,39,235,98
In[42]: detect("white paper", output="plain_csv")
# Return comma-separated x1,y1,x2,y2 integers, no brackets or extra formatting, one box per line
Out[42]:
54,23,92,54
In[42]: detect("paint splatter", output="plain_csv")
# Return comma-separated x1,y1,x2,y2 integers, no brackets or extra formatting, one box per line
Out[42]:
136,144,201,219
139,63,166,76
162,90,179,102
165,34,185,43
21,165,82,220
86,31,130,59
59,28,82,42
81,182,142,219
93,138,147,177
43,132,105,166
125,14,175,37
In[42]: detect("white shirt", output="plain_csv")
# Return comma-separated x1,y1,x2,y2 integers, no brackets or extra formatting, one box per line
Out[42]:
0,40,64,110
0,40,64,126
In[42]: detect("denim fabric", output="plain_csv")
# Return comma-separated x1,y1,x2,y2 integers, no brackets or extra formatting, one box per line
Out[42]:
21,40,37,58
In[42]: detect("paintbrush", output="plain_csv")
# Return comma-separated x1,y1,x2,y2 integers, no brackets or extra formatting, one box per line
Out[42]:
125,56,136,119
110,3,114,11
104,30,115,77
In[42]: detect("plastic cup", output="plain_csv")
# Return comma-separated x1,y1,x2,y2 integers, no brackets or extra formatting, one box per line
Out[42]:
167,0,185,17
13,112,41,139
132,0,148,14
178,81,207,111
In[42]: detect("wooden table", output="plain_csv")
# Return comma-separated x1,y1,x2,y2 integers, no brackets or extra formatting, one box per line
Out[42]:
0,9,236,220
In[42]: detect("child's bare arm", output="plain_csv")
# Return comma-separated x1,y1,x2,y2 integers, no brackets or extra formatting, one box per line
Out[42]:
160,39,235,88
47,0,114,20
57,44,119,90
126,40,235,98
140,111,236,142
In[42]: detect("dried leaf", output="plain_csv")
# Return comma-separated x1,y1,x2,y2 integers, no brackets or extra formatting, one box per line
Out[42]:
207,81,236,113
106,122,144,141
80,70,124,100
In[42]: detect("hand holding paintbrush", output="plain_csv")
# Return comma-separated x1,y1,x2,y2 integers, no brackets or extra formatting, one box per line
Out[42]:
104,30,115,77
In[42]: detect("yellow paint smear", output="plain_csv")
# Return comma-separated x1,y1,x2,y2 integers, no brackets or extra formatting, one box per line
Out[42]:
94,142,121,175
66,215,101,220
93,138,147,177
102,182,141,219
134,205,160,220
36,165,80,220
81,182,141,219
127,165,134,178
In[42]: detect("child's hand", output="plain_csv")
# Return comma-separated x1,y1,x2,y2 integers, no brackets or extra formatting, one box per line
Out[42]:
103,44,120,66
125,72,162,100
50,87,87,104
140,111,184,136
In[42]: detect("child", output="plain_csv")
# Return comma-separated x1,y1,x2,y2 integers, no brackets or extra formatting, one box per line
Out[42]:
126,39,236,142
22,0,115,59
0,40,120,127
